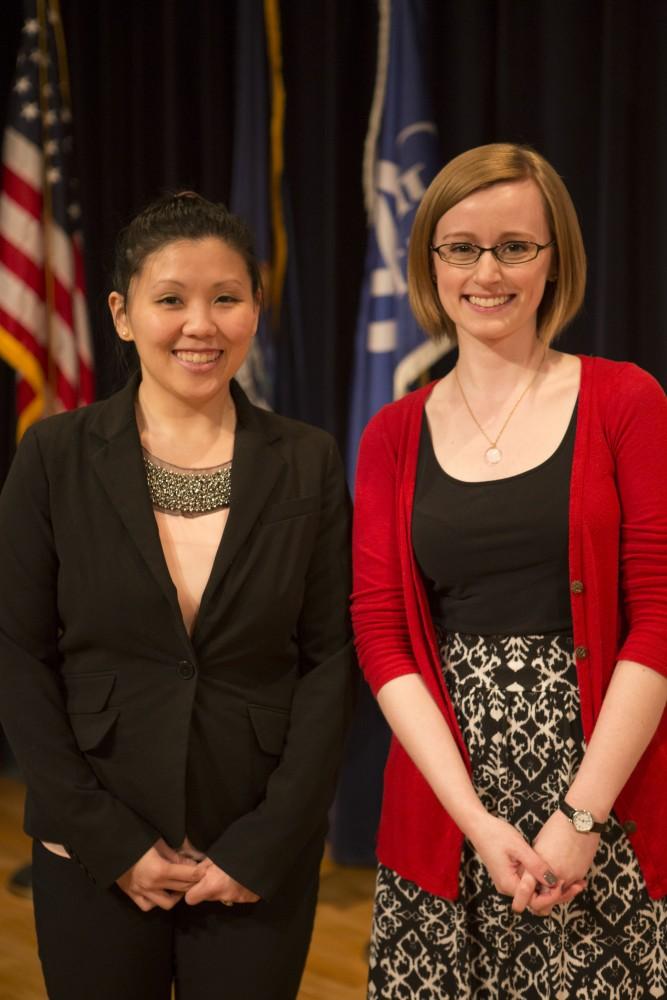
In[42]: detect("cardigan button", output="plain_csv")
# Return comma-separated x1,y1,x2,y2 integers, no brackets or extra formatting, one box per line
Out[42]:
574,645,588,660
177,660,194,679
622,819,637,835
570,580,584,594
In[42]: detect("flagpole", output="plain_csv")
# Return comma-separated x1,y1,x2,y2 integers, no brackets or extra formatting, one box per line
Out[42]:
363,0,391,221
263,0,287,325
50,0,71,108
36,0,56,417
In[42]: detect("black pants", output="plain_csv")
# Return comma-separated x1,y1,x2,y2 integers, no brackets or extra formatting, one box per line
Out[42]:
32,840,320,1000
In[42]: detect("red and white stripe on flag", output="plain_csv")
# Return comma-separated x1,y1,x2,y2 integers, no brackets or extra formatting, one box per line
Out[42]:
0,0,94,441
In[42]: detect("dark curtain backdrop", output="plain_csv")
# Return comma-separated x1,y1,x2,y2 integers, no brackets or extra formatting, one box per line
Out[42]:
2,0,667,476
1,0,666,858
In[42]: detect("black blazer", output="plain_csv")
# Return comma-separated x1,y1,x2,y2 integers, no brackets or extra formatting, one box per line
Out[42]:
0,375,355,898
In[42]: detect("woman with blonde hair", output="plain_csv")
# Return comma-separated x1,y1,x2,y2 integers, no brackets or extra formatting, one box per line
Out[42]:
352,143,666,998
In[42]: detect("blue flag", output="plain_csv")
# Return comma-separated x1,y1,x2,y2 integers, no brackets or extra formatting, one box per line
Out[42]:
331,0,449,869
347,0,448,483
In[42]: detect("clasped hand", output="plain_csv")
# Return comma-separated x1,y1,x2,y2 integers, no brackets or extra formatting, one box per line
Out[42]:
512,810,598,916
468,812,596,917
116,838,260,912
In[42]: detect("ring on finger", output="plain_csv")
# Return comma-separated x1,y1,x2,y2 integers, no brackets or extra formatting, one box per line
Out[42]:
221,900,234,907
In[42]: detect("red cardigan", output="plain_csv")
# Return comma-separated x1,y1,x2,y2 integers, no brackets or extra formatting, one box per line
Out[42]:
351,355,667,899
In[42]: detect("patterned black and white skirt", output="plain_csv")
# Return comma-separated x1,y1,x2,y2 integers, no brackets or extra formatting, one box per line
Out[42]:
368,632,666,999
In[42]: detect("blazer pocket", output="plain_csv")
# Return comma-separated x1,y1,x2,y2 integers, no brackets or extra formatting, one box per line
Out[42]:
64,672,118,752
247,704,290,756
68,709,119,753
260,495,319,525
63,671,116,713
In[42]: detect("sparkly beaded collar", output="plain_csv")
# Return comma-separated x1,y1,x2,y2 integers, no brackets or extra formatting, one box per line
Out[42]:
142,449,232,516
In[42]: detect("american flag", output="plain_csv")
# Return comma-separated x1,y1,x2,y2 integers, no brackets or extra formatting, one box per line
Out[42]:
0,0,93,441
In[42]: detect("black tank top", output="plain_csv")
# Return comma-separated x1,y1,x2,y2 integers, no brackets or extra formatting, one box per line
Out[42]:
412,403,577,635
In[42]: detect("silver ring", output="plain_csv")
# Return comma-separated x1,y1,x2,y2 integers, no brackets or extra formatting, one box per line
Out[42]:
221,900,234,907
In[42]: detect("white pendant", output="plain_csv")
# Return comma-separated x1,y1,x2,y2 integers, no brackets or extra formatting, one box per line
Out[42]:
485,446,502,464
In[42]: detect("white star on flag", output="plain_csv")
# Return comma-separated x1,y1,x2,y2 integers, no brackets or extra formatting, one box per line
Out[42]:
29,49,49,67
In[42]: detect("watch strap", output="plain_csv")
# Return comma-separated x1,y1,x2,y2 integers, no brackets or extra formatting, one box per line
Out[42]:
559,797,606,833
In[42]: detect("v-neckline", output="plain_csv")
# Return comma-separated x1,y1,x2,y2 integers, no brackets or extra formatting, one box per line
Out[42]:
153,507,230,638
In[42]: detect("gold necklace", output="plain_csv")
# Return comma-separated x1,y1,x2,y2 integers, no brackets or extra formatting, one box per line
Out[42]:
454,346,548,464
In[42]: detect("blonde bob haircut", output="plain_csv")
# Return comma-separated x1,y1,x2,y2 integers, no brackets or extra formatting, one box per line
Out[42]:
408,143,586,345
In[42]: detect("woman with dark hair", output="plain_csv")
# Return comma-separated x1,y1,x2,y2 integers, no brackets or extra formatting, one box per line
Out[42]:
352,144,667,998
0,192,355,999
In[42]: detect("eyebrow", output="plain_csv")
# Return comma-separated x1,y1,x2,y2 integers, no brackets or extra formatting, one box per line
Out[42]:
437,230,539,242
151,277,245,289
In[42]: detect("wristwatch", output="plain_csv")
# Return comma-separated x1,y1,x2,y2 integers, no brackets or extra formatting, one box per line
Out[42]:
559,797,606,833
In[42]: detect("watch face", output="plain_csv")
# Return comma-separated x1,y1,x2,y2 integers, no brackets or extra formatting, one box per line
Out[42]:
572,810,594,833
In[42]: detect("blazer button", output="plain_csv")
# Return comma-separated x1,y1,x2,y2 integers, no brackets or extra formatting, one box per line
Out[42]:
177,660,194,679
574,645,588,660
570,580,584,594
623,819,637,835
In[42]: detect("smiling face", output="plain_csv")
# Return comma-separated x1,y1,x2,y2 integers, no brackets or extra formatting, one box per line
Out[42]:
431,178,554,348
109,237,259,408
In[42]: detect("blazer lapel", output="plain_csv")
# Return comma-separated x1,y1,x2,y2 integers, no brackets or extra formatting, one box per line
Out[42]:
89,375,285,639
197,381,285,617
89,376,185,632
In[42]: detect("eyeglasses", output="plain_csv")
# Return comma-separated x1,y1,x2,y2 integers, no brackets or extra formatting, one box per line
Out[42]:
430,239,555,266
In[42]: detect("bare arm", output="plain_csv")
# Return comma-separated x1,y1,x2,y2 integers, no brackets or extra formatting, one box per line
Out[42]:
378,673,565,901
378,675,481,831
517,660,667,914
568,660,667,814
